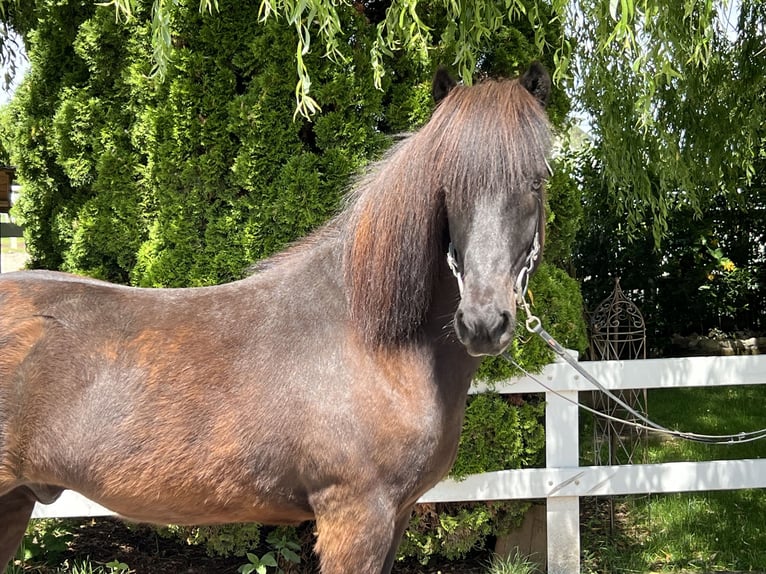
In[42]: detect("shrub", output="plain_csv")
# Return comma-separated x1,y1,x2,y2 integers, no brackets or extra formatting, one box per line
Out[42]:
400,501,530,564
158,523,262,558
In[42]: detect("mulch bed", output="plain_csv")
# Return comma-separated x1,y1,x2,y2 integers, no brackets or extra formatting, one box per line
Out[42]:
50,519,245,574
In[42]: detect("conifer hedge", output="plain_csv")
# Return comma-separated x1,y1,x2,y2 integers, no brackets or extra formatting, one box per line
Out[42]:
2,0,587,563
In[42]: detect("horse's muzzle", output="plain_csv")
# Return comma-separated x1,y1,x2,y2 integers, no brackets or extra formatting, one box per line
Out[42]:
454,304,515,356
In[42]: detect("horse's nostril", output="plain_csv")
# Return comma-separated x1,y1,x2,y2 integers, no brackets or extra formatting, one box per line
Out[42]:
492,310,513,340
454,303,515,356
500,310,512,333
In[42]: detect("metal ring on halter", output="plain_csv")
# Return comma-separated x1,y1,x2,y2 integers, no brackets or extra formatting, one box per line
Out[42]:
525,314,542,333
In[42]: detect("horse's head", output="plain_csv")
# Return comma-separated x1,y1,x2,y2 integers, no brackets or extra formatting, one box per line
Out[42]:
432,64,552,356
343,64,551,355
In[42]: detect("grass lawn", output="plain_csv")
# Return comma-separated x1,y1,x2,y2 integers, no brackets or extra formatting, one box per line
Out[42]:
582,384,766,573
0,235,28,272
1,235,26,251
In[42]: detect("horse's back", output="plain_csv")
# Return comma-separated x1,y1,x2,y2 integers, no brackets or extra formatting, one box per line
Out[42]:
0,270,218,480
0,270,133,379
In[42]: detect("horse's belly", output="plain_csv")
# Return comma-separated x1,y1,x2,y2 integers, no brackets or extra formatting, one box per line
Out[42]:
86,489,314,526
33,454,316,526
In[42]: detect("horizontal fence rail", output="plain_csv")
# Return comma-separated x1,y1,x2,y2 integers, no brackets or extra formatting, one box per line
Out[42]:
32,355,766,574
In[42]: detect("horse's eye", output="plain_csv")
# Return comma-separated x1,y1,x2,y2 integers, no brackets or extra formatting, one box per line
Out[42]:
531,179,542,190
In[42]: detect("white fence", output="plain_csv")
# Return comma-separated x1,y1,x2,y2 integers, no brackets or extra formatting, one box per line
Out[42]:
34,354,766,574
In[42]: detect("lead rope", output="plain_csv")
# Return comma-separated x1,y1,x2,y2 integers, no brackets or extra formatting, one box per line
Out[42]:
513,278,766,445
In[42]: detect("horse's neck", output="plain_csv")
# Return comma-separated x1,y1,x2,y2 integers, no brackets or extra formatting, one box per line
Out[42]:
242,230,348,327
249,231,479,395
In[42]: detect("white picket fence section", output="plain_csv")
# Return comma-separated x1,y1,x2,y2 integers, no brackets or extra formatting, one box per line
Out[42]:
33,354,766,574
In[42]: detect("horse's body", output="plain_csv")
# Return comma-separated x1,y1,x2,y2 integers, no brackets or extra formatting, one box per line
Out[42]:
0,64,552,573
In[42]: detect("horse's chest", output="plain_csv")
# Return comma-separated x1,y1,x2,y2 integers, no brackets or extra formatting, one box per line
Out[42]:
362,390,466,488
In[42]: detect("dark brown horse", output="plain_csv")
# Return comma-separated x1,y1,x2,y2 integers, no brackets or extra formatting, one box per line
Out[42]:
0,64,551,574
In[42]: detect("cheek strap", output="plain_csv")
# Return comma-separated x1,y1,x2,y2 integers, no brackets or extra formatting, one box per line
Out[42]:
446,242,464,297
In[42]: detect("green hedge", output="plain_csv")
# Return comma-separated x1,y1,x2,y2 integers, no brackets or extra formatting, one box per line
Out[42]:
2,0,586,564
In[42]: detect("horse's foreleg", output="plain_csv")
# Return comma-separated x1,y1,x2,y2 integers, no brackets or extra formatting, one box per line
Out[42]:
380,506,414,574
0,487,36,573
314,496,399,574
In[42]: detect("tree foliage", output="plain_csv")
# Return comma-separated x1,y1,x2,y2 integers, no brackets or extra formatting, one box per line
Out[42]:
562,1,766,346
573,0,766,243
0,0,588,561
57,0,762,242
574,139,766,354
76,0,570,116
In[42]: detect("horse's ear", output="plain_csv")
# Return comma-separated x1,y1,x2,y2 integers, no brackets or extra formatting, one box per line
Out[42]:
432,67,457,103
520,62,551,108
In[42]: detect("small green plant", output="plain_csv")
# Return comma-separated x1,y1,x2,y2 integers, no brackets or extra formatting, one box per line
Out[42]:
68,562,95,574
105,559,132,573
68,559,104,574
238,551,278,574
159,523,263,557
485,551,540,574
19,519,74,566
264,529,301,568
237,528,301,574
399,502,529,564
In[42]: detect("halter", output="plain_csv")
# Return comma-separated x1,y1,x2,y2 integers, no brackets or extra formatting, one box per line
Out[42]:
446,208,542,305
448,159,551,302
448,216,766,445
513,220,541,306
446,243,464,296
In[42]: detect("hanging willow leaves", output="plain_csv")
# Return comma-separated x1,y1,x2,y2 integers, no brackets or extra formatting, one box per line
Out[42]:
572,0,765,243
84,0,572,112
2,0,763,241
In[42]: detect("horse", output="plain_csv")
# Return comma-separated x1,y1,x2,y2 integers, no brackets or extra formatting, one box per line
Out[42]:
0,63,552,574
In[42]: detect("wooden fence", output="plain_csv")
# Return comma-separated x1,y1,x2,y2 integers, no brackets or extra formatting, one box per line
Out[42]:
33,354,766,574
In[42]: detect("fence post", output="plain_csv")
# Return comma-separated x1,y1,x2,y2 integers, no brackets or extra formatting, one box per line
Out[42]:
545,389,580,574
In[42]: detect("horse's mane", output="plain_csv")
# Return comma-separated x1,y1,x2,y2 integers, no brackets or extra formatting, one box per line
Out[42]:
342,75,552,347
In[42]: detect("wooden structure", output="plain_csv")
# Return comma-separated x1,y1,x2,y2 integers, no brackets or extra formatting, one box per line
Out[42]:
0,165,23,273
0,166,15,214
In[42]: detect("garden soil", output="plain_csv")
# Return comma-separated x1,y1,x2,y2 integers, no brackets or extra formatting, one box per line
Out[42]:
20,518,488,574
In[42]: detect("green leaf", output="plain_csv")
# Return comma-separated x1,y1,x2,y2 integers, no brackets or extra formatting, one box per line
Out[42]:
261,552,278,567
609,0,619,20
280,547,301,563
